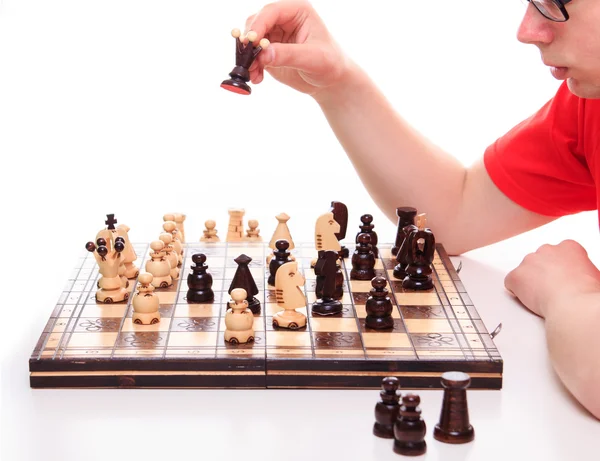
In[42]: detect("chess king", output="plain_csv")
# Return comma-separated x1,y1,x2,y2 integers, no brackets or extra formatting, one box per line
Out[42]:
221,28,270,95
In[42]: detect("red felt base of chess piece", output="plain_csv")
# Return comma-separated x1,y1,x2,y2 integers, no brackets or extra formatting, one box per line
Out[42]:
221,80,251,95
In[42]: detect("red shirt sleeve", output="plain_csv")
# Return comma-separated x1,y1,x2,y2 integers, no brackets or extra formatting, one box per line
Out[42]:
483,82,596,217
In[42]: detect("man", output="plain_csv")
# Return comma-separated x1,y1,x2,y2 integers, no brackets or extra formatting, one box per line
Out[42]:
240,0,600,418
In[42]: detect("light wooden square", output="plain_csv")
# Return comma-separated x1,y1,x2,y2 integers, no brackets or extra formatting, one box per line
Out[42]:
266,331,312,348
265,303,307,316
404,319,454,333
349,280,381,292
362,333,411,348
167,332,218,347
465,334,485,349
122,318,172,332
395,292,440,306
310,318,359,333
68,332,119,348
174,304,222,317
80,304,127,318
156,291,178,304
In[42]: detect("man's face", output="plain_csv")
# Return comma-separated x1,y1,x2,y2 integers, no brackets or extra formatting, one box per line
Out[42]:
517,0,600,98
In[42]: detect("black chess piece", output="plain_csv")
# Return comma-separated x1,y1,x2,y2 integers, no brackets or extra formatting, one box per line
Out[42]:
315,254,344,300
221,29,269,95
393,224,418,280
365,276,394,330
403,226,435,290
312,250,343,315
350,233,376,280
393,394,427,456
186,253,214,303
268,239,292,286
373,376,401,438
355,214,378,257
330,201,349,258
228,254,261,314
433,372,475,444
392,207,417,256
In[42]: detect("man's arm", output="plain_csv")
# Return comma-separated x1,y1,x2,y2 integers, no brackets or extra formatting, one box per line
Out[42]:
314,61,556,254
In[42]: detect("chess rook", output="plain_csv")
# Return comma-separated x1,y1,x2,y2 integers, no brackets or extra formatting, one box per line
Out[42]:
393,394,427,456
226,208,245,242
350,233,376,280
392,207,417,256
221,29,270,95
433,371,475,444
373,376,401,438
186,253,214,303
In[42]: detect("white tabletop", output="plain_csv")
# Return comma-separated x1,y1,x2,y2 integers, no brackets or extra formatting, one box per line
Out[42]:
3,212,600,461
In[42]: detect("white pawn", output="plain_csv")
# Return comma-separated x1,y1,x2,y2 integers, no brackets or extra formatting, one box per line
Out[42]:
243,219,262,242
273,261,307,329
224,288,255,344
163,220,183,266
200,220,220,242
132,272,160,325
159,232,180,281
145,240,173,288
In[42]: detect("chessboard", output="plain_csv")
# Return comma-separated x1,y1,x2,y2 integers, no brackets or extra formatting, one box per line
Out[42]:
29,242,503,389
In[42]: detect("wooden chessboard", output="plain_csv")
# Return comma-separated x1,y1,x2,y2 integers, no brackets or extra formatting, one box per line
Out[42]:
29,242,503,389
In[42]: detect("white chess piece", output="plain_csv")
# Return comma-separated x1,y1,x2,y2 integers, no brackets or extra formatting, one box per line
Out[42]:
116,223,139,279
145,240,173,288
200,220,220,242
159,232,180,281
311,211,341,268
163,220,183,266
224,288,255,344
132,272,160,325
273,262,307,329
85,237,129,304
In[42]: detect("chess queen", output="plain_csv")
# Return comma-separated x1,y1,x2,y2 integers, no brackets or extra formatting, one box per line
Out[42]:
273,261,307,330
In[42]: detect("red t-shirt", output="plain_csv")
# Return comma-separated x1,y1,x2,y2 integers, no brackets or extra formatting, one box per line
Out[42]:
484,81,600,218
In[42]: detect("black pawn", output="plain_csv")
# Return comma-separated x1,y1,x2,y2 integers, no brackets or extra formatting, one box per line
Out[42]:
373,376,401,438
268,239,291,286
315,254,344,300
186,253,214,303
403,227,435,291
312,250,343,315
350,233,376,280
393,224,418,280
229,254,260,314
393,394,427,456
433,372,475,444
392,207,417,256
356,214,378,257
365,276,394,330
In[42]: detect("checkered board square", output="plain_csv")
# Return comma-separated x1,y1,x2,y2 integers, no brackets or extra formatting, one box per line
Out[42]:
29,242,503,389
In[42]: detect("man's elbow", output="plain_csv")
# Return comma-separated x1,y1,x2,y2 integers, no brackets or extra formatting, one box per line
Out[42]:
576,371,600,420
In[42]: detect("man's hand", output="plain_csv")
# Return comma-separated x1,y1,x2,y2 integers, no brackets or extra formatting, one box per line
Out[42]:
504,240,600,317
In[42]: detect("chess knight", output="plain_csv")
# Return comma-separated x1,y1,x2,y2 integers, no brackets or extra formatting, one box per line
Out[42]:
273,261,307,330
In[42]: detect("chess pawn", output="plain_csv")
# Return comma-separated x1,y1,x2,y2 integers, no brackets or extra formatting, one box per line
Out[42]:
145,240,173,288
356,214,378,257
159,232,180,281
393,224,418,280
86,238,129,304
173,212,186,243
403,227,435,290
200,220,220,242
132,272,160,325
116,223,139,279
350,233,376,280
224,288,255,344
373,377,401,438
243,219,262,241
268,239,292,286
163,220,183,266
365,276,394,330
273,261,307,330
393,394,427,456
186,253,214,303
433,372,475,444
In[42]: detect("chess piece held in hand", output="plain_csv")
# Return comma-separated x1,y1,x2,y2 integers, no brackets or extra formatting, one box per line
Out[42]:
86,237,129,304
221,29,270,95
132,272,160,325
224,288,255,344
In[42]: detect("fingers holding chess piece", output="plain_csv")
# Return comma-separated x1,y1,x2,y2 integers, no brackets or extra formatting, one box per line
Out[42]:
224,288,255,345
86,237,129,304
221,28,270,95
132,272,161,325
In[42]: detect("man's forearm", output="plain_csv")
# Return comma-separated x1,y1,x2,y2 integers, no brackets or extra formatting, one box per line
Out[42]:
544,292,600,419
313,61,466,244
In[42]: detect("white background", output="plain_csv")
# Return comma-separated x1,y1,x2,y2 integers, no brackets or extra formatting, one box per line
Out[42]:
1,0,599,460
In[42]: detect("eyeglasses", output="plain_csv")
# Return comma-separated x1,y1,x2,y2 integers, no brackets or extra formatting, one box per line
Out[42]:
524,0,572,22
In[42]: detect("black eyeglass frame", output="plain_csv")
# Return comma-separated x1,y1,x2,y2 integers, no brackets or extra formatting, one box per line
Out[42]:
527,0,572,22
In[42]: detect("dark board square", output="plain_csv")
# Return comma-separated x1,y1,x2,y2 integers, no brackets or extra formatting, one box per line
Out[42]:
400,305,446,319
313,332,362,349
411,333,458,349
